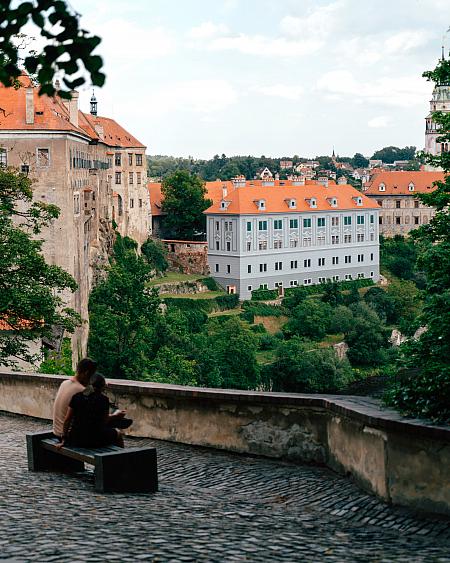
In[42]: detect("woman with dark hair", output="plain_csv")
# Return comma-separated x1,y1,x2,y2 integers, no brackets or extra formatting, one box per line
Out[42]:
59,373,125,448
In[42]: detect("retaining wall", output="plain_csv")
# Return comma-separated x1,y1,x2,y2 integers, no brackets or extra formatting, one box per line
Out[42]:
0,371,448,516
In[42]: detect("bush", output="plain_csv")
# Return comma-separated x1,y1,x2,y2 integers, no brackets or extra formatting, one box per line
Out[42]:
258,333,277,350
164,293,239,313
38,338,74,376
251,288,278,301
202,277,220,291
283,300,333,340
141,238,168,273
345,303,390,366
240,302,285,322
284,278,373,298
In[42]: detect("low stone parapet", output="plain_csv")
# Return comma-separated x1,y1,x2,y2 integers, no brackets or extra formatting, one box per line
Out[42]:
0,372,448,516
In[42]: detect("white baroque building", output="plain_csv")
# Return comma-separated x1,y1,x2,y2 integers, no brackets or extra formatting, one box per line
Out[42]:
205,178,380,300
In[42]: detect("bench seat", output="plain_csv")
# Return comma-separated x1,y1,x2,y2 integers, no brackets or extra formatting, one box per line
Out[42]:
27,431,158,493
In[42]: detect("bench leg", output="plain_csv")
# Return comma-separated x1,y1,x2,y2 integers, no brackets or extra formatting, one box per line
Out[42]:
94,448,158,493
26,432,84,473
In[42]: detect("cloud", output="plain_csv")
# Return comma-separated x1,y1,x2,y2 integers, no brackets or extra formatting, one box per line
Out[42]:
188,22,229,39
280,1,345,38
317,70,430,107
257,84,304,100
368,116,391,128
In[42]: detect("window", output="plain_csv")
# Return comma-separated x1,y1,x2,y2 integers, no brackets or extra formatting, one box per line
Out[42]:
215,221,220,230
396,200,401,209
139,199,143,208
37,148,50,167
379,216,383,225
333,275,340,282
318,257,325,266
414,216,419,225
414,200,419,209
115,172,121,184
0,148,7,167
73,193,80,214
377,200,383,207
258,240,267,251
370,272,374,278
227,265,231,273
345,255,351,264
318,277,326,283
332,256,339,265
247,221,252,231
226,241,231,251
128,154,133,166
332,217,339,226
317,235,326,245
378,183,385,191
290,239,298,248
358,273,365,279
225,221,230,231
345,274,352,280
129,172,134,184
291,260,298,269
258,220,268,231
289,219,298,229
358,254,364,263
247,285,252,292
115,153,121,166
317,217,326,227
357,215,365,225
370,253,374,261
370,215,374,224
303,259,311,268
215,264,219,273
303,237,312,246
130,198,134,209
247,265,252,273
275,261,283,271
357,233,365,242
21,164,29,174
344,234,352,243
303,279,312,285
274,219,283,230
332,235,339,244
344,216,352,226
395,217,401,225
137,172,141,184
215,241,219,250
259,263,267,272
303,218,312,228
136,154,143,166
290,280,298,287
274,240,283,249
275,282,283,288
247,242,252,251
260,283,268,289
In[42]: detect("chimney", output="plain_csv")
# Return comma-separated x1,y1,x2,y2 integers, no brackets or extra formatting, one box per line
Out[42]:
25,87,34,124
317,176,329,187
68,91,79,127
222,186,228,199
94,123,104,140
338,176,347,185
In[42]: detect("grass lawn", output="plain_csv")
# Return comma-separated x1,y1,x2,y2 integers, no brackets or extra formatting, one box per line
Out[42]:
148,272,207,286
256,349,276,365
162,290,224,300
209,308,242,317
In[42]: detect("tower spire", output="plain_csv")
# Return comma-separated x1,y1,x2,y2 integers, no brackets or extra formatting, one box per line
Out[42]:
90,90,97,116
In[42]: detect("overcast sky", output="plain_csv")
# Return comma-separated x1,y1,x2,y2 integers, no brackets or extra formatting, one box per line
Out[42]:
69,0,449,158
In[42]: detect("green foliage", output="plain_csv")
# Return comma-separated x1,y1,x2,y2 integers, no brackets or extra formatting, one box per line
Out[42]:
351,153,369,168
386,279,422,335
329,305,354,336
0,168,80,367
364,287,396,323
151,346,198,386
141,238,168,273
88,235,160,379
0,1,105,97
284,300,333,340
284,278,373,299
202,277,220,291
282,286,308,309
38,338,73,376
240,301,285,323
371,146,416,164
380,235,423,285
164,293,238,314
345,303,390,366
321,282,344,306
251,288,278,301
161,171,212,239
268,338,353,393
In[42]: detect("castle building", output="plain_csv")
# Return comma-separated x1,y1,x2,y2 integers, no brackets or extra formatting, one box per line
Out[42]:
424,51,450,156
205,179,380,300
0,76,150,361
363,171,443,237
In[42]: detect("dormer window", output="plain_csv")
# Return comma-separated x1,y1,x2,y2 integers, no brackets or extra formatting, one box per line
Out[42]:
378,183,386,192
255,199,266,210
353,196,363,206
306,197,317,208
285,198,296,209
408,183,415,192
327,197,338,207
220,200,230,210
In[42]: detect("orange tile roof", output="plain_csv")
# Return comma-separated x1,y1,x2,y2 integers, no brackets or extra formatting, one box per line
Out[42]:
364,171,445,196
205,183,378,214
81,113,145,149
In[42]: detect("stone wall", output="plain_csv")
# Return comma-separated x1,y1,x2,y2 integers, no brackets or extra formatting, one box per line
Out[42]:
163,240,209,275
0,372,448,516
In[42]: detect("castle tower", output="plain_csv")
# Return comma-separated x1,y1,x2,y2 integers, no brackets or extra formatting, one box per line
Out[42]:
424,51,450,156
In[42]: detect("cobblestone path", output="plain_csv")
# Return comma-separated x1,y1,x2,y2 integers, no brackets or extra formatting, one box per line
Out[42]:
0,412,449,562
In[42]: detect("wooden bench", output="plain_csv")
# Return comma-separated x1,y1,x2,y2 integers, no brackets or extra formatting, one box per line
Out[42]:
26,431,158,493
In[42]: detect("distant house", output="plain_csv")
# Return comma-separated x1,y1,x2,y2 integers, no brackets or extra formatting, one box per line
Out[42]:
369,159,383,168
280,160,293,170
255,167,273,180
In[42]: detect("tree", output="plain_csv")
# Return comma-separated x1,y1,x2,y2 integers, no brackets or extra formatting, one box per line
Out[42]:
351,153,369,168
161,171,212,239
321,282,344,307
151,346,198,386
0,0,105,97
284,300,332,340
386,279,422,334
387,55,450,421
269,338,353,393
329,305,354,336
0,167,79,367
141,238,168,273
364,287,396,323
371,146,416,164
345,303,390,366
88,235,160,379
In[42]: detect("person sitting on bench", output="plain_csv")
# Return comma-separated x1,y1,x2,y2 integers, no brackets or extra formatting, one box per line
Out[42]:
53,358,97,440
59,373,126,448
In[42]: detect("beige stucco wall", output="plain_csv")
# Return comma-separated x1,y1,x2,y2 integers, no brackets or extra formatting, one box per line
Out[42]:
0,372,448,516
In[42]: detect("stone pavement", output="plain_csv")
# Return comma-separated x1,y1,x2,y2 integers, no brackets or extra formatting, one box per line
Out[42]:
0,412,449,563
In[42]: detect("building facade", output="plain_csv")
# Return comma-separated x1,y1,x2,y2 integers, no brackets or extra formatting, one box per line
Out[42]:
0,76,149,362
363,171,443,237
424,58,450,156
205,180,380,300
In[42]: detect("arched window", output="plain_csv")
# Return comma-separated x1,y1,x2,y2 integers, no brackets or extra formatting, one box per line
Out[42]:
408,183,415,192
117,194,123,216
379,183,385,192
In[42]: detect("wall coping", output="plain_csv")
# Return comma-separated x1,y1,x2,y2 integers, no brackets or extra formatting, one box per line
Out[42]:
1,371,448,442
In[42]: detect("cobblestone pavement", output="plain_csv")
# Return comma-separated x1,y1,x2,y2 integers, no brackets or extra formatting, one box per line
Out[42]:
0,412,449,563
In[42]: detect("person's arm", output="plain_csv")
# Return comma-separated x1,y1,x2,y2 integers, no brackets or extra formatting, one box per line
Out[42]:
56,406,74,448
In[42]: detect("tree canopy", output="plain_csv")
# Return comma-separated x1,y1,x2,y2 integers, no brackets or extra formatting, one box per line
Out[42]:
0,0,105,98
370,146,416,164
0,167,79,367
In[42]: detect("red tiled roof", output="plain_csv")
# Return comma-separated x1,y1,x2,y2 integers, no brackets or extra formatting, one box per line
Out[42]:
81,113,145,149
364,171,445,195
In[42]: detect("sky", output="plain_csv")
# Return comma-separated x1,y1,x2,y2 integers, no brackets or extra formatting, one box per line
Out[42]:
53,1,450,157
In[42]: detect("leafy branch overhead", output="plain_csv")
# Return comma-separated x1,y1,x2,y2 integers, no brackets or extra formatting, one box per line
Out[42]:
0,0,105,98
